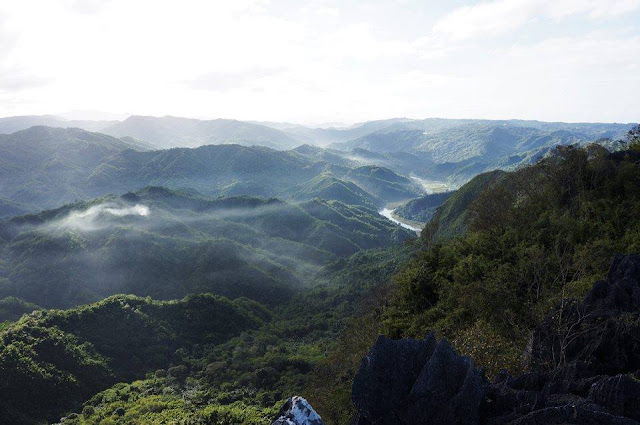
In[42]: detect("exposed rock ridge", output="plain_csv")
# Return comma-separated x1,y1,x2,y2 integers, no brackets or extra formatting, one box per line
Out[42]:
347,254,640,424
352,332,487,424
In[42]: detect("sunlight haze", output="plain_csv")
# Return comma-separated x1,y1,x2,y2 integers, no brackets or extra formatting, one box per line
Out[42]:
0,0,638,124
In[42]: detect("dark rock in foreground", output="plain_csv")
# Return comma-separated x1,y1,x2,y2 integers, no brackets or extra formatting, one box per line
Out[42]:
349,254,640,424
352,333,487,425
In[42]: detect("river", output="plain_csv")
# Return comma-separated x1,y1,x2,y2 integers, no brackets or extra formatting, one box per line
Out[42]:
379,208,421,234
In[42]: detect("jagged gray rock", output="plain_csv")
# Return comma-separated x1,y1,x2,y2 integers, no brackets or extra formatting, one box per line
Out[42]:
353,333,487,424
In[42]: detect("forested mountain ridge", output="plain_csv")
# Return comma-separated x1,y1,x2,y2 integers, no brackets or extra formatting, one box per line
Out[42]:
306,134,640,423
329,121,636,185
0,187,412,314
0,118,635,219
0,126,151,215
0,293,269,424
0,128,423,217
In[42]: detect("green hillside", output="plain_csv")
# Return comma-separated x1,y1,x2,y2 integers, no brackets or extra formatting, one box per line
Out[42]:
0,294,266,424
394,191,454,222
0,188,412,312
308,140,640,423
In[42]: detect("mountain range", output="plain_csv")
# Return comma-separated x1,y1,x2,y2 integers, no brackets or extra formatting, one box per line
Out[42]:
0,126,424,217
0,114,635,219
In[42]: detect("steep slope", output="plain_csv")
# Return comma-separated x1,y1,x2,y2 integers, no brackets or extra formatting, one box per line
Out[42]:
305,143,640,424
394,191,454,222
423,170,507,240
102,115,301,150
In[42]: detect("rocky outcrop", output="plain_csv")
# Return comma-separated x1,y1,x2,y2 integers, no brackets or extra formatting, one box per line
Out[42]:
352,333,487,424
272,396,325,425
349,254,640,424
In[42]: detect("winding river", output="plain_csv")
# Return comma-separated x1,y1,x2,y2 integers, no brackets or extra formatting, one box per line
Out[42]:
379,208,421,234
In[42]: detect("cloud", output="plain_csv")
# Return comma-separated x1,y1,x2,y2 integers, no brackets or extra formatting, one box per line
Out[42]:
185,67,284,92
433,0,640,40
49,203,150,232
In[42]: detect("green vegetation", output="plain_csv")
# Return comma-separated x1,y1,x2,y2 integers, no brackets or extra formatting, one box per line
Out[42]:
0,296,41,321
0,126,149,215
0,239,417,424
394,191,453,222
307,141,640,423
0,126,427,217
291,172,380,207
423,170,506,240
331,120,634,186
0,188,412,313
0,294,267,424
344,165,424,202
1,120,638,425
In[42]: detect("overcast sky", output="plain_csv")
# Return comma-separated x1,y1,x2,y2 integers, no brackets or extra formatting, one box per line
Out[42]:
0,0,638,124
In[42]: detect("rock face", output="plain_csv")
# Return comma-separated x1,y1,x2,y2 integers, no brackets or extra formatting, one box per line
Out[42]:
350,254,640,424
352,333,487,424
272,396,325,425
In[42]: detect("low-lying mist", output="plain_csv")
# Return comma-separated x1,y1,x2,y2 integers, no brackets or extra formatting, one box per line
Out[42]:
48,203,150,232
0,191,412,317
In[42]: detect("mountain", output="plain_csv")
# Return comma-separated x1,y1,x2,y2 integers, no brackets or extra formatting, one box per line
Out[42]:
273,118,415,146
0,126,150,214
0,187,412,312
0,115,118,134
394,191,454,222
0,115,68,133
423,170,507,240
101,115,302,150
344,165,424,202
329,120,636,186
3,134,640,425
0,129,425,217
290,172,381,207
306,142,640,423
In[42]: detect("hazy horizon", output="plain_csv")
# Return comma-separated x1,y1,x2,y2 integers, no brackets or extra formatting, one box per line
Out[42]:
0,0,638,124
1,110,637,129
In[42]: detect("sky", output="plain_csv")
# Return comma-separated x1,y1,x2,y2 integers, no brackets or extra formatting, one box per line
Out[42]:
0,0,638,125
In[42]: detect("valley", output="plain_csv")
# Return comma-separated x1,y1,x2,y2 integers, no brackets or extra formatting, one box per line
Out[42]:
378,208,422,234
0,118,638,425
1,2,639,423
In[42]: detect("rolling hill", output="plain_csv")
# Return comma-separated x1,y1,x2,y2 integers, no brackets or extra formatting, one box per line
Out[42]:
0,187,413,312
0,128,423,216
